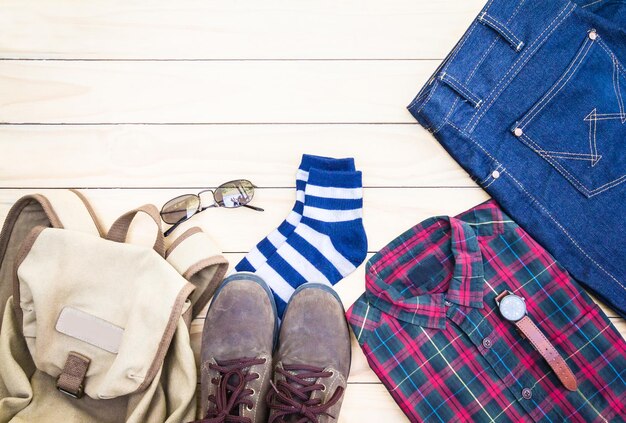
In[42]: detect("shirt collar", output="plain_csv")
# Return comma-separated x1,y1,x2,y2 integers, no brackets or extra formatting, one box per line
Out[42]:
365,201,506,329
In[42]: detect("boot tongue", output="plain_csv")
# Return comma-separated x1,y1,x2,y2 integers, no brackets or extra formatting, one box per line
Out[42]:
226,372,242,388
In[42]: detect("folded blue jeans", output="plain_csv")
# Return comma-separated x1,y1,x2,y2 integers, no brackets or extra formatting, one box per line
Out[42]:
408,0,626,317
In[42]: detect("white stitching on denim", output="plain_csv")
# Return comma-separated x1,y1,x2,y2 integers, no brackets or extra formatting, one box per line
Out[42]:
441,0,529,136
414,18,480,118
595,37,626,122
433,0,524,135
613,56,626,123
480,163,505,185
439,72,483,107
597,38,626,74
519,132,626,196
478,13,525,51
445,119,501,168
583,108,601,167
581,0,606,7
467,39,499,87
518,36,594,129
413,77,439,118
467,3,575,132
409,86,435,109
583,113,626,121
541,154,603,162
590,109,600,166
522,132,594,194
413,21,478,116
588,108,595,166
482,167,506,189
504,171,626,291
466,3,576,133
466,0,528,87
417,0,489,118
540,151,602,161
520,132,594,195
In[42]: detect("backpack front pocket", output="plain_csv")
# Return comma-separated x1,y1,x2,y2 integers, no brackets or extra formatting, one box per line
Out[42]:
511,29,626,198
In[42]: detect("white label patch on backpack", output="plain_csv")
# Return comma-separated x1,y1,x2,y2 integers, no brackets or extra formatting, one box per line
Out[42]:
55,307,124,354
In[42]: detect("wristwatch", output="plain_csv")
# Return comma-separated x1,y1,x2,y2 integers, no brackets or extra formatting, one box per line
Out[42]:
496,291,577,391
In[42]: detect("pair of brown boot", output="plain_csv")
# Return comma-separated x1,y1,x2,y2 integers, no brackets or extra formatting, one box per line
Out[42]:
194,272,351,423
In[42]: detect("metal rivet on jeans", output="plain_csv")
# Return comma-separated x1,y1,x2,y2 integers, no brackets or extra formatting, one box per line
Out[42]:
482,338,493,349
491,170,500,179
522,388,532,399
513,127,523,137
588,30,597,41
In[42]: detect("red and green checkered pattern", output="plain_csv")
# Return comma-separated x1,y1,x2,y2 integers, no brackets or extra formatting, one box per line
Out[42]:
347,200,626,422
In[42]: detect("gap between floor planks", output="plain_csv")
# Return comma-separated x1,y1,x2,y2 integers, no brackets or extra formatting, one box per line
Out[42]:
0,124,476,188
0,0,485,60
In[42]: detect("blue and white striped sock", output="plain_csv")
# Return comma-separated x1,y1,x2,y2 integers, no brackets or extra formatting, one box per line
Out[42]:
235,154,355,273
254,168,367,316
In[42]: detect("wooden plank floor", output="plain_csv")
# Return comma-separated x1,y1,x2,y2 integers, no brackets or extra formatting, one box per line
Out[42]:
1,1,623,421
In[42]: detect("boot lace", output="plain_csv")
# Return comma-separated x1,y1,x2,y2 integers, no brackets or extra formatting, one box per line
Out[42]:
193,357,266,423
267,364,344,423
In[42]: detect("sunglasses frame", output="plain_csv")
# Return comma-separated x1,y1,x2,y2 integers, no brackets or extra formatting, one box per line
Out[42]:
161,179,264,237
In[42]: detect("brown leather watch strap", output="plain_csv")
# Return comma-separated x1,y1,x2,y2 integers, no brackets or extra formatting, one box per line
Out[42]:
515,316,577,391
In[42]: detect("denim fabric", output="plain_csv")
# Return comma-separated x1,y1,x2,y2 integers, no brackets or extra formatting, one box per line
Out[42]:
408,0,626,317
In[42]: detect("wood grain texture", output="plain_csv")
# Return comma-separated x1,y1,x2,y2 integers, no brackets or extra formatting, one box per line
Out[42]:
0,0,483,60
0,124,474,188
195,384,411,423
0,188,490,253
2,0,625,420
0,60,433,123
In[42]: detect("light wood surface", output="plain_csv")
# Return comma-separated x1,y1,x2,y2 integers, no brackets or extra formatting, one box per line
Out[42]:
1,1,624,422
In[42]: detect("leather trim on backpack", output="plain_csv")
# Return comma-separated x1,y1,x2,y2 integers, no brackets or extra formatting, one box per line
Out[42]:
69,189,104,237
12,225,47,324
137,281,196,392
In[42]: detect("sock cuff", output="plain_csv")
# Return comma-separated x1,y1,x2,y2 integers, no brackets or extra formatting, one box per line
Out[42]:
299,154,356,172
306,168,362,189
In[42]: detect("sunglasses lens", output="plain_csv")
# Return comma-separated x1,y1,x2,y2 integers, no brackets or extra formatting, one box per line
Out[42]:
215,180,255,208
160,194,200,224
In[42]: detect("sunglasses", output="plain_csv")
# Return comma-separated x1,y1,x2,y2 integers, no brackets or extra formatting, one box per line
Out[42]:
160,179,264,237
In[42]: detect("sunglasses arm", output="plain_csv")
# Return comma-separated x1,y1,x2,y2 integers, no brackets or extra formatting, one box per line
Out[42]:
243,204,264,212
164,219,184,237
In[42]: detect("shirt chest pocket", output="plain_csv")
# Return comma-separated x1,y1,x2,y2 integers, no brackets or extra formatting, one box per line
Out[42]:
512,29,626,198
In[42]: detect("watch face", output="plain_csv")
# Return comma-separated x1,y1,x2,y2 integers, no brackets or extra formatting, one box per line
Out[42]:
499,295,526,321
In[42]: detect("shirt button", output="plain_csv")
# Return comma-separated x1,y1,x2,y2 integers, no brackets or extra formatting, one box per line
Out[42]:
491,170,500,179
482,338,493,349
522,388,532,400
513,127,523,137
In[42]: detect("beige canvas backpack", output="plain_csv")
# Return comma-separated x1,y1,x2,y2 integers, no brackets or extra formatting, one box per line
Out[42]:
0,189,228,423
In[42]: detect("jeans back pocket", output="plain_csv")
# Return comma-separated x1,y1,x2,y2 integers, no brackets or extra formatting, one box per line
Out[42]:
512,29,626,198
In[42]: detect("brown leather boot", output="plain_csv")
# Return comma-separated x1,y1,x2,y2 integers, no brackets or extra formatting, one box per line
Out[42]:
267,283,351,423
195,272,278,423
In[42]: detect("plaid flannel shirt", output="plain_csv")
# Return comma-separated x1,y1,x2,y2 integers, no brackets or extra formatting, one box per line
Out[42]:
347,200,626,422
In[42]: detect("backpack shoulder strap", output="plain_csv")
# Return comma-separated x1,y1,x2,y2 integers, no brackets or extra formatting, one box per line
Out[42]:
165,227,229,319
106,204,166,257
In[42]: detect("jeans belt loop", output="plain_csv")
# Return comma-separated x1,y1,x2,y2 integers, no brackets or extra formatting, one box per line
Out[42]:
478,12,525,52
